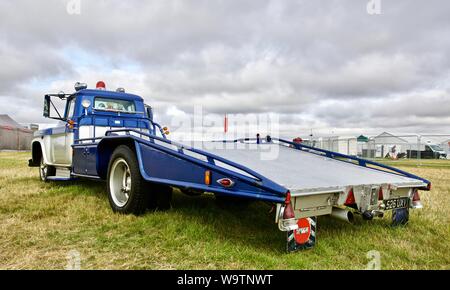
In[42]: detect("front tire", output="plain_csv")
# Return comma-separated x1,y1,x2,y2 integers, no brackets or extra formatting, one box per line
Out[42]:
107,145,149,215
39,156,55,182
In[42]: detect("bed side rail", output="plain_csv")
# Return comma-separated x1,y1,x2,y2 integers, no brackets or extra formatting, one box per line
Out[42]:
275,138,431,190
100,129,287,197
220,137,431,190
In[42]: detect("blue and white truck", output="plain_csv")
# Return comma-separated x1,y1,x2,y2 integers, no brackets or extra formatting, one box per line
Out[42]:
29,81,431,252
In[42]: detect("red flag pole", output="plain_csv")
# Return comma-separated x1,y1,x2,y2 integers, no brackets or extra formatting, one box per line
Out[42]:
224,114,228,134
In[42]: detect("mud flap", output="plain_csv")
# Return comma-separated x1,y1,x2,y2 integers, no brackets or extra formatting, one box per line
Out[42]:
392,207,409,226
287,217,317,253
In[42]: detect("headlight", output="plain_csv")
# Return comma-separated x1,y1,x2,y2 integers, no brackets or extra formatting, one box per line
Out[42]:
82,99,91,109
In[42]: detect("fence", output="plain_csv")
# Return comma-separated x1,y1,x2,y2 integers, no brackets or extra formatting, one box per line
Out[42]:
0,126,33,150
303,134,450,162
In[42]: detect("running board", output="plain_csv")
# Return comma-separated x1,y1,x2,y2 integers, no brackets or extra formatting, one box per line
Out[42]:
47,176,73,181
71,173,102,179
47,168,74,181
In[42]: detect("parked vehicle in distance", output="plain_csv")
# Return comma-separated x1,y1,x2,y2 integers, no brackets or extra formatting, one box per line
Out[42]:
407,144,447,159
29,81,431,252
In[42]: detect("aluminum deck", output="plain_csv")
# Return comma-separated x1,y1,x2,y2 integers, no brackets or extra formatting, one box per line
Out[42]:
200,142,426,194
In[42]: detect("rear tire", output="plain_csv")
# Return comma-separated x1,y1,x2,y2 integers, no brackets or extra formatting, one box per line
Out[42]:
39,156,55,182
147,183,173,211
107,145,149,215
180,188,204,197
214,194,252,209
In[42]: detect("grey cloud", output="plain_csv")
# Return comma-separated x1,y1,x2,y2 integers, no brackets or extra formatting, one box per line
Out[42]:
0,0,449,134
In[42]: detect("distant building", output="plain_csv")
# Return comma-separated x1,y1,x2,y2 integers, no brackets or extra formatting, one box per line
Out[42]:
370,132,410,158
0,115,34,150
317,136,358,156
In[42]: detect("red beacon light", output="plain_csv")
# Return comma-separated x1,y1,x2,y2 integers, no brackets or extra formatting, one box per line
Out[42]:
96,81,106,90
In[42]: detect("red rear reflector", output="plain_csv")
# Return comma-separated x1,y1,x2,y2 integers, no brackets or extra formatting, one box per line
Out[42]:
345,189,356,206
217,178,234,188
378,187,384,201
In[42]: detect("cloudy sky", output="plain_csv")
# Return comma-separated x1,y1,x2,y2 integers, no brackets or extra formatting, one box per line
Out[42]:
0,0,449,137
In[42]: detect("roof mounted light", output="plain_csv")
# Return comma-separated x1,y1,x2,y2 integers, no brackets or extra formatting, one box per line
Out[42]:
58,91,65,98
116,88,125,93
74,82,88,91
96,81,106,90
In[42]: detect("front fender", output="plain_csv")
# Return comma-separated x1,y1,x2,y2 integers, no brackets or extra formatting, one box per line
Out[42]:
30,138,50,166
96,136,137,179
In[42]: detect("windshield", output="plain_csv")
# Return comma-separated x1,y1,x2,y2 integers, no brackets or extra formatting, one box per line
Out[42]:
429,145,444,151
66,97,76,119
94,97,136,113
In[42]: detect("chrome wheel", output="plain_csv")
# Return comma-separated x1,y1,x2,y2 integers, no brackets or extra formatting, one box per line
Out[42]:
40,158,48,181
109,158,132,208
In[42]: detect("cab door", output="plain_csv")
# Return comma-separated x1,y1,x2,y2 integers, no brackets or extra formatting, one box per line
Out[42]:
49,97,76,166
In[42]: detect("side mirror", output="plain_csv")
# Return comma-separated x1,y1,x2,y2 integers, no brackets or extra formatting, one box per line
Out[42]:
43,95,50,118
146,105,154,121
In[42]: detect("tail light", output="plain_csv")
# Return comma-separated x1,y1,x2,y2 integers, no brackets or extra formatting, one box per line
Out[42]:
413,190,420,202
411,189,423,209
279,191,298,231
378,187,384,201
345,188,356,206
285,191,291,205
283,191,295,219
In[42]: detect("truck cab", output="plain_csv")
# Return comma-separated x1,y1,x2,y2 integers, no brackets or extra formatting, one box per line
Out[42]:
29,82,161,180
425,144,447,159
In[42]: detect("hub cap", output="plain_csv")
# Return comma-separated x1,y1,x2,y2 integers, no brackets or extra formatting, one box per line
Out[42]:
110,158,132,207
40,159,47,180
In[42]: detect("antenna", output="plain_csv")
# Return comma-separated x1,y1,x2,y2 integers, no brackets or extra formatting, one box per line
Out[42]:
224,114,228,134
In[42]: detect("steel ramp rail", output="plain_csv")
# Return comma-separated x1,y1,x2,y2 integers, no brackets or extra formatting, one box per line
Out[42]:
202,141,427,195
98,129,288,202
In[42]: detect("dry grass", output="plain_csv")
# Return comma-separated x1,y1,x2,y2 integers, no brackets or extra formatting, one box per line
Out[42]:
0,152,449,269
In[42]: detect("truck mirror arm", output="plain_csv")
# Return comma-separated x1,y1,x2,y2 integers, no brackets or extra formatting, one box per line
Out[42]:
48,97,65,121
44,94,66,121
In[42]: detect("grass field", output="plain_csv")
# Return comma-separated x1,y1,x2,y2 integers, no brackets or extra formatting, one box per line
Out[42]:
0,152,449,270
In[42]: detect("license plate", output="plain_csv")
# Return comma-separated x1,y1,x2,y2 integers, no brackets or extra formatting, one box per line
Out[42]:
384,198,409,210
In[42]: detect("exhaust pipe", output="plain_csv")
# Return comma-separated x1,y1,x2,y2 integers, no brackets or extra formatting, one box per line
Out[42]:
330,208,354,224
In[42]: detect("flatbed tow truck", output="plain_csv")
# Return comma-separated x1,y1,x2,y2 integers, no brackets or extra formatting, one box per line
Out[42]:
29,81,431,252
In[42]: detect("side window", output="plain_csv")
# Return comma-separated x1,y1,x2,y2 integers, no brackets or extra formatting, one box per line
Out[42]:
66,98,76,120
